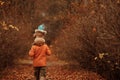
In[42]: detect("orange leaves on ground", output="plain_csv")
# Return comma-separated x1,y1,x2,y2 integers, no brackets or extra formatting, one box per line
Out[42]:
1,65,105,80
0,55,105,80
47,66,104,80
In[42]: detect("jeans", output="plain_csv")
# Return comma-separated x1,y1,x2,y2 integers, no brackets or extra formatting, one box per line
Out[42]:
34,67,46,80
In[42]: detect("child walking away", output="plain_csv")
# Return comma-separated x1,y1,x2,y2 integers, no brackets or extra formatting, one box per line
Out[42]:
29,38,51,80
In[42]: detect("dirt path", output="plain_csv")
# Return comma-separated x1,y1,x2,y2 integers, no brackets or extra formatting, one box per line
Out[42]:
0,55,105,80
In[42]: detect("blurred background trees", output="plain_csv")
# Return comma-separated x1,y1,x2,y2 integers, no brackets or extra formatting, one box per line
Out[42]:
0,0,120,80
51,0,120,80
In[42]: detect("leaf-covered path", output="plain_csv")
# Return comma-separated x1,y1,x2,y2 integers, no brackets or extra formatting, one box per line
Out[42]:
0,55,105,80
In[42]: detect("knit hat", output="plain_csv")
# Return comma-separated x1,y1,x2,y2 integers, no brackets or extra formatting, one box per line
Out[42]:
35,24,47,35
35,29,47,35
38,24,45,30
34,37,45,44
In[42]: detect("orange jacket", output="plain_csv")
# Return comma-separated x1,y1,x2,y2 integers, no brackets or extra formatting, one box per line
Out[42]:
29,44,51,67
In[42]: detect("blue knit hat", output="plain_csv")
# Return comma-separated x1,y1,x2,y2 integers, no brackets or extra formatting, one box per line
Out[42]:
38,24,45,30
35,24,47,35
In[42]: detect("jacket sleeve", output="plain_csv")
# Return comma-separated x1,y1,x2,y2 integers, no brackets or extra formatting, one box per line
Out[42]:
46,45,51,56
29,46,35,57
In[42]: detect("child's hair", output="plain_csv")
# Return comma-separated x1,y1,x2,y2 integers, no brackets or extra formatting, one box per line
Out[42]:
33,32,44,38
33,38,45,46
35,29,47,35
33,29,47,38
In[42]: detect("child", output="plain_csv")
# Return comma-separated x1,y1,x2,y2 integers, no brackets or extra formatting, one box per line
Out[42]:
29,38,51,80
33,24,47,45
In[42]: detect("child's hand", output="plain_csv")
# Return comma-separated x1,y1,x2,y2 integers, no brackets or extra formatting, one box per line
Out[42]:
33,33,36,37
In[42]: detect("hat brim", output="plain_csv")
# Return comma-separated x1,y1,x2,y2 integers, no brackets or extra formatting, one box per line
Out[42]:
35,29,47,34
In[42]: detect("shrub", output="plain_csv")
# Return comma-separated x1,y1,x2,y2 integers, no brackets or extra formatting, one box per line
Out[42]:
53,0,120,80
0,0,34,71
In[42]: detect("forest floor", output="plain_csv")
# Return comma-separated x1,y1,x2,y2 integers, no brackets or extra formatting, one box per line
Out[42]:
0,55,105,80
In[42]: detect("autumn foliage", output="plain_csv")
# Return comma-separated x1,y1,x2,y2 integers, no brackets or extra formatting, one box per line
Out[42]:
0,0,120,80
0,0,34,71
50,0,120,80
